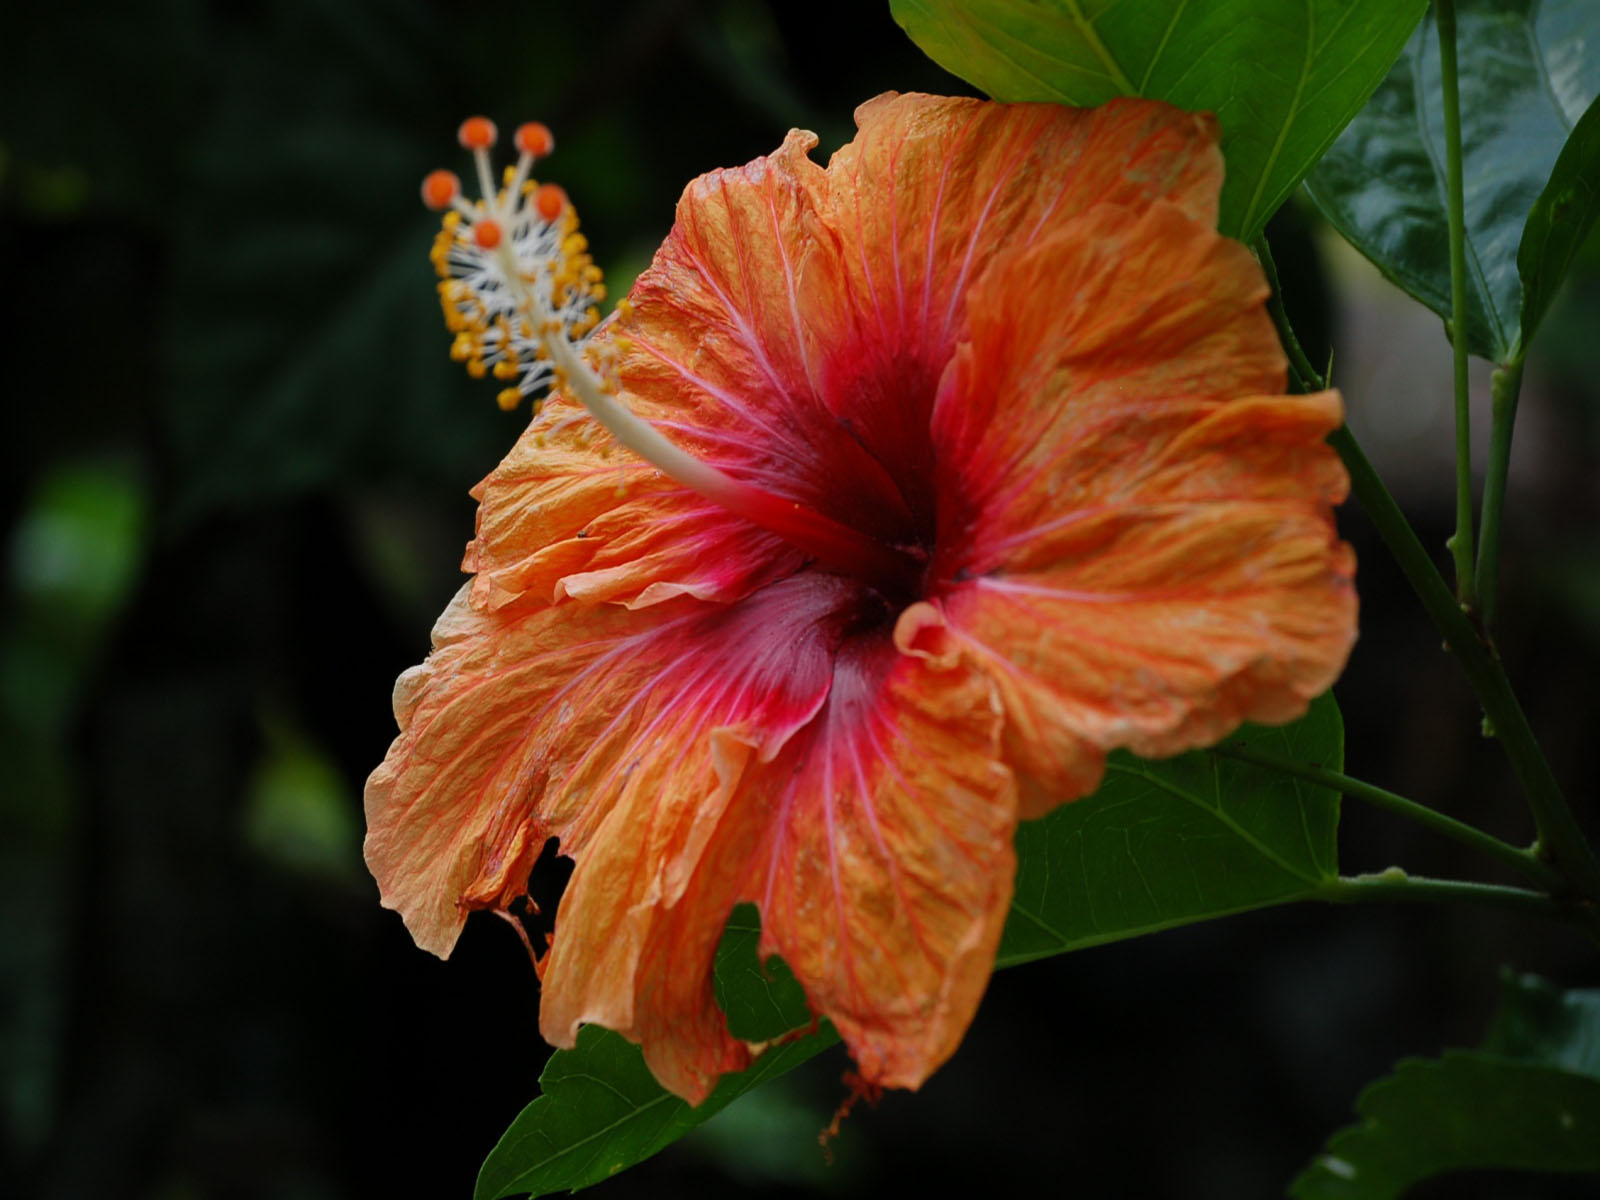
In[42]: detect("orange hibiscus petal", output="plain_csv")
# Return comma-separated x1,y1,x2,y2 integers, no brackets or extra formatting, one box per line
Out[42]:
539,628,1016,1103
464,399,805,611
466,125,925,611
749,635,1016,1092
363,574,848,958
925,201,1355,813
819,93,1222,356
799,94,1222,516
470,96,1228,616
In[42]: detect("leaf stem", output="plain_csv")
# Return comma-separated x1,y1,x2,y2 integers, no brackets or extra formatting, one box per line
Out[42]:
1326,423,1600,901
1474,359,1525,633
1319,871,1573,923
1435,0,1478,610
1213,742,1562,891
1253,233,1600,905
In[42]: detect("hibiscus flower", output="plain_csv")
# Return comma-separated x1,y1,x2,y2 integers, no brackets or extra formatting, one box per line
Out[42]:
366,93,1357,1104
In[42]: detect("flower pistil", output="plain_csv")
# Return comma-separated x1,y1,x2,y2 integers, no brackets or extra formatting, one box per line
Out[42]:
421,117,925,595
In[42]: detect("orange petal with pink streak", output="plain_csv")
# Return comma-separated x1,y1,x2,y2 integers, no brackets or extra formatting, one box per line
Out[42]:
468,125,919,611
929,202,1356,815
796,95,1223,519
469,96,1227,615
539,630,1016,1103
749,634,1016,1093
363,575,847,958
464,396,805,612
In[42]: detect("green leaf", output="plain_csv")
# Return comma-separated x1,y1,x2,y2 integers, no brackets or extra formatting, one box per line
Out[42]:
475,1025,838,1200
478,698,1344,1196
1305,0,1600,363
888,0,1427,241
474,907,836,1200
1291,973,1600,1198
1518,95,1600,351
712,903,814,1043
998,691,1343,965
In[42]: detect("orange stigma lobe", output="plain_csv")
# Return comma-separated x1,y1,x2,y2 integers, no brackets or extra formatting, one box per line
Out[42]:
457,116,497,150
472,218,503,249
534,183,567,222
515,122,555,158
420,169,460,210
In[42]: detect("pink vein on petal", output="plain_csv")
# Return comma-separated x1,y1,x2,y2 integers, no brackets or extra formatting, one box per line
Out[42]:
941,131,1033,337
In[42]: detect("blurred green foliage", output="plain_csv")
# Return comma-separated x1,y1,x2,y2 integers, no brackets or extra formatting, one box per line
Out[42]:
1292,975,1600,1198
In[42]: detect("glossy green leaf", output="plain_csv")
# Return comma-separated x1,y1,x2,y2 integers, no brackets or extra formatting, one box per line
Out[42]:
999,691,1343,965
888,0,1426,241
1305,0,1600,362
479,697,1343,1195
475,908,836,1200
1291,973,1600,1198
1518,95,1600,350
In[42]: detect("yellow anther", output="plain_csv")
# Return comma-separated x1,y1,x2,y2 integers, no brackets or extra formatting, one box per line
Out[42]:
442,211,461,231
467,358,487,379
493,359,519,381
497,387,522,411
450,334,474,362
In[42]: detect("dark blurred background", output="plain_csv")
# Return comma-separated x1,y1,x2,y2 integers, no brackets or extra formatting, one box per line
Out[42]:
3,2,1599,1197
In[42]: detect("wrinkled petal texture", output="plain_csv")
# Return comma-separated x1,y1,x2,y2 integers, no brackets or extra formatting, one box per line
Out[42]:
542,632,1015,1100
365,577,835,957
928,202,1355,814
467,94,1224,600
365,91,1358,1106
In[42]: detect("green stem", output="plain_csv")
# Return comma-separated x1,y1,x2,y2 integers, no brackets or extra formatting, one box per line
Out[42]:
1253,236,1322,394
1213,742,1561,891
1327,424,1600,900
1254,232,1600,904
1435,0,1478,610
1475,359,1525,633
1320,870,1581,925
